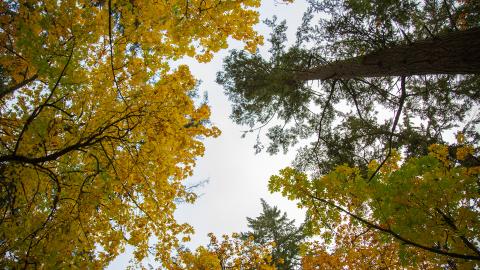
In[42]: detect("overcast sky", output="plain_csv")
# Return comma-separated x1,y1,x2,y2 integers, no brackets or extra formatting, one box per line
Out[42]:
108,0,308,268
175,0,308,244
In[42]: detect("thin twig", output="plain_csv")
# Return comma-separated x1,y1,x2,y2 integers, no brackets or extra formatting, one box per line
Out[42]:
108,0,128,105
313,80,336,168
367,76,407,182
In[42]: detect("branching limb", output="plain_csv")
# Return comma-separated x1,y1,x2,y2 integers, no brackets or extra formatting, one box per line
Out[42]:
0,74,38,100
108,0,128,105
313,80,336,168
13,37,75,155
367,76,407,182
305,191,480,261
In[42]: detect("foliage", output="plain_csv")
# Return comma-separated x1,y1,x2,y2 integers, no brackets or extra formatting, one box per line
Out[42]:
171,233,275,270
0,0,264,267
217,1,480,266
217,0,480,173
269,141,480,267
242,199,306,269
301,223,438,270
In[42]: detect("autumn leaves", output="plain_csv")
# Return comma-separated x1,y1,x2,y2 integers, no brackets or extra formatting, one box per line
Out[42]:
1,0,480,268
0,0,261,268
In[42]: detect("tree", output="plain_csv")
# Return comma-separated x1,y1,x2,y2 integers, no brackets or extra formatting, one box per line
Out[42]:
217,0,480,266
171,233,275,270
295,26,480,80
0,0,264,267
270,141,480,267
301,223,437,270
242,199,306,269
217,0,480,172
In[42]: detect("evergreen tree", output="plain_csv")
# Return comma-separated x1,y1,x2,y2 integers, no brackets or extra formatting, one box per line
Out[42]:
217,0,480,175
242,199,306,270
217,0,480,266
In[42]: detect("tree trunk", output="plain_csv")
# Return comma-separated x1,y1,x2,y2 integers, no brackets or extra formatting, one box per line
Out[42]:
296,27,480,81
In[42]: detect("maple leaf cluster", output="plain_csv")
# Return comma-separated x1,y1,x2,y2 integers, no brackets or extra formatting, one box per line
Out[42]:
0,0,263,267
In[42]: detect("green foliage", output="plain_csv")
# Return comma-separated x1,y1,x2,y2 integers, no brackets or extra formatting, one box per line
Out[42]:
270,145,480,267
217,0,480,267
242,199,306,270
218,0,480,173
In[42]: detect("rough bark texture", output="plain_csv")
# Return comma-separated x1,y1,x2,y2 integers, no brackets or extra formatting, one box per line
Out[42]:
297,27,480,80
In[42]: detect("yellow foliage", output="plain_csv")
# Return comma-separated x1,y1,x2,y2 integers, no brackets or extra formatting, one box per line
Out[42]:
0,0,263,267
270,144,480,268
171,233,276,270
456,132,465,144
456,145,474,161
301,224,438,270
428,144,450,165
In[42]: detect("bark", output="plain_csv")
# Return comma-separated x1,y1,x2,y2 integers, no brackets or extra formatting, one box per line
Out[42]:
0,74,38,100
296,27,480,80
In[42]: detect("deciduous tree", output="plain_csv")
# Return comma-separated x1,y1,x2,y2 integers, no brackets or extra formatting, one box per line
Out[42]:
270,141,480,267
171,233,275,270
301,223,440,270
0,0,264,267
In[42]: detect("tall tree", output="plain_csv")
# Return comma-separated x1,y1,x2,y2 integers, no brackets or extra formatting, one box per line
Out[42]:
217,0,480,173
242,199,306,270
295,26,480,80
0,0,264,267
217,0,480,267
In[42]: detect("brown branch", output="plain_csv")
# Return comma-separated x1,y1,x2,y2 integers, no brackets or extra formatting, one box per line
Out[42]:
13,38,75,155
1,111,141,165
313,81,336,168
306,192,480,261
108,0,128,105
367,76,407,182
435,207,480,256
443,0,459,31
0,74,38,100
341,80,366,122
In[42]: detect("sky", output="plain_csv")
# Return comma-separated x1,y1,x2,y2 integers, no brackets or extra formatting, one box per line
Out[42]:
107,0,309,268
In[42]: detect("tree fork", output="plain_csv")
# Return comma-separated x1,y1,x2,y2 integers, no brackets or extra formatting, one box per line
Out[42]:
297,27,480,80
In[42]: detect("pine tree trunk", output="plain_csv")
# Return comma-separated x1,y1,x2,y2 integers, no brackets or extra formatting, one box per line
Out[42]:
296,27,480,80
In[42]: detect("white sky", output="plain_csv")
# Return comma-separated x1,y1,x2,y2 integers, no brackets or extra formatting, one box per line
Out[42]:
108,0,308,268
174,0,308,246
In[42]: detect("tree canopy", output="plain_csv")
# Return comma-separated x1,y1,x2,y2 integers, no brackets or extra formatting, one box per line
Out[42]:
217,0,480,172
271,141,480,268
242,199,306,269
2,0,480,268
0,0,264,267
172,233,275,270
217,0,480,268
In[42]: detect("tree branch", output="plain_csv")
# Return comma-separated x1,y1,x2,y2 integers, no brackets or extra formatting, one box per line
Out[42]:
367,76,407,182
0,74,38,100
306,191,480,261
13,38,75,155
